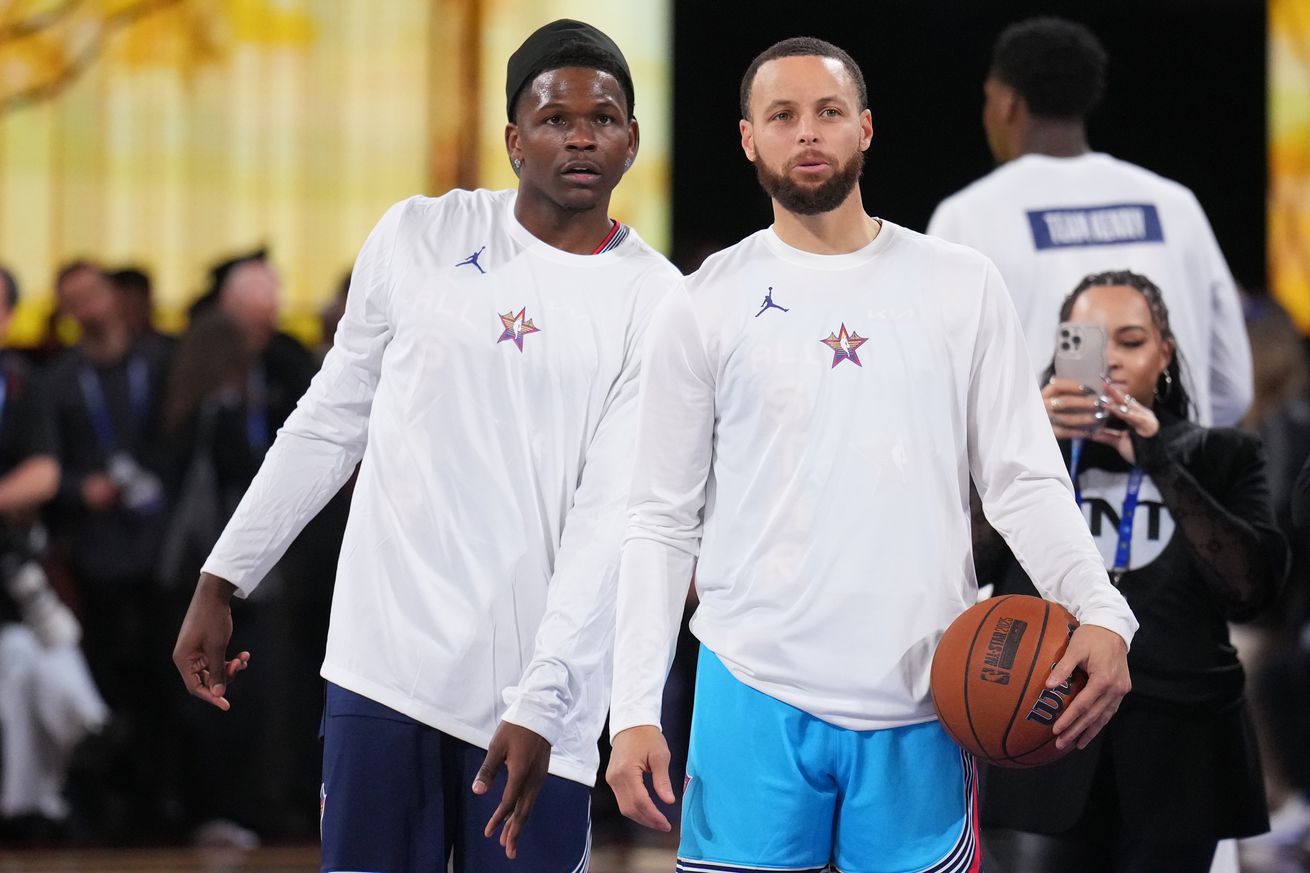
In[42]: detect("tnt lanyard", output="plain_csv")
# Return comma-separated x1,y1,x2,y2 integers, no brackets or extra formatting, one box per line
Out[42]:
1069,438,1145,587
78,355,149,452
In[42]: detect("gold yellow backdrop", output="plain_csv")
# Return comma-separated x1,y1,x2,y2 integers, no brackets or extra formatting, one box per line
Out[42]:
1271,0,1310,331
0,0,670,345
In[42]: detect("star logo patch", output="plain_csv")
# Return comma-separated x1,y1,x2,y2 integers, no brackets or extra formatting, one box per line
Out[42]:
821,323,867,368
497,308,541,351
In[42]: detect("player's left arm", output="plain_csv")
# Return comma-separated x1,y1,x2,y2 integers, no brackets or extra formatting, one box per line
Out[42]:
965,258,1136,749
472,275,670,859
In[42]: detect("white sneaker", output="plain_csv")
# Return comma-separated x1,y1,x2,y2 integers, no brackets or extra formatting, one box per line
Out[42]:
193,818,260,851
1241,795,1310,871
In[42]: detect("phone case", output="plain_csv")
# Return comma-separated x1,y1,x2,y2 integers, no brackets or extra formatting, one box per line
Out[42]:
1053,322,1107,388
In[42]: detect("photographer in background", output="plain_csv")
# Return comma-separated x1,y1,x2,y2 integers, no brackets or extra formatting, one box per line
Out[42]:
45,260,174,839
0,265,108,840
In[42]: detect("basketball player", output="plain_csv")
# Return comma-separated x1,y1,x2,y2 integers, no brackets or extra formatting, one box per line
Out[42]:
927,17,1252,428
172,19,678,871
606,37,1137,873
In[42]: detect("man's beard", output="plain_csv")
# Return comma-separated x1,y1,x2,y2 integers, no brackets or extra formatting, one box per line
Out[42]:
754,148,864,216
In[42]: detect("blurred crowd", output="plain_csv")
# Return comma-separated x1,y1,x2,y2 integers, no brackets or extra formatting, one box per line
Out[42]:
0,254,351,847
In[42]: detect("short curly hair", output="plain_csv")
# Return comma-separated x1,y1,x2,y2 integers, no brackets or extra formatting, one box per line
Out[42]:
991,17,1107,120
740,37,866,120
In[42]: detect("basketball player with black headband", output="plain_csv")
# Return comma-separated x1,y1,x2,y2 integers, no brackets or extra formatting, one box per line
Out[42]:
172,19,677,871
607,36,1138,873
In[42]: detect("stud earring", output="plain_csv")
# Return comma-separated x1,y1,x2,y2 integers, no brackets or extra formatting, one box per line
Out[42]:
1154,369,1173,402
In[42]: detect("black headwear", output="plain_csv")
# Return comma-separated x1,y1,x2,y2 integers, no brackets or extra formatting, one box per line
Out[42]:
505,19,634,121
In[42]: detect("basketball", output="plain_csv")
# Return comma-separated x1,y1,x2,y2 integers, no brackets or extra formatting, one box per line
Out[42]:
930,595,1087,768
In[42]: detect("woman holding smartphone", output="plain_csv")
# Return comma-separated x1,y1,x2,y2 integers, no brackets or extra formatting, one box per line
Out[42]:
977,269,1288,873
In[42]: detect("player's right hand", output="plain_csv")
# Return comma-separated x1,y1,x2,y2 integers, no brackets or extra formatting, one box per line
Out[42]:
172,572,249,711
606,725,675,832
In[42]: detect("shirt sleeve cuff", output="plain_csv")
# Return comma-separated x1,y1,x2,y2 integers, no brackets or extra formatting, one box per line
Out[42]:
500,689,564,746
198,559,257,600
607,707,663,741
1075,611,1138,651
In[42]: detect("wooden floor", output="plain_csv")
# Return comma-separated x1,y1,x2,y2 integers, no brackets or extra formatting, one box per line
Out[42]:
0,844,677,872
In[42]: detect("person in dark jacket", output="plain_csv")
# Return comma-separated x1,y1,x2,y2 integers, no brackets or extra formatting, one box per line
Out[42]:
162,255,335,841
43,260,175,838
0,265,108,838
977,269,1289,873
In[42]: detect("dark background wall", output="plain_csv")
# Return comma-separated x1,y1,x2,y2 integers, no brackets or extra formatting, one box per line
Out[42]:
670,0,1267,290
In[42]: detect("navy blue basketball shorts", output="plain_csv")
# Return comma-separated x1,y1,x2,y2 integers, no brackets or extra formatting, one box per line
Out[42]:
319,683,592,873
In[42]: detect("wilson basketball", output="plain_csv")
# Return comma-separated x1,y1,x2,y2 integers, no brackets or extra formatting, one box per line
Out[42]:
930,595,1086,768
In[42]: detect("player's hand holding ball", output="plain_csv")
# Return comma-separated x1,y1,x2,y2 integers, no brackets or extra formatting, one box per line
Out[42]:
931,595,1130,766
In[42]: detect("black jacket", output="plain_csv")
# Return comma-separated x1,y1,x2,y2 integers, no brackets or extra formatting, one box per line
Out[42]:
977,418,1288,841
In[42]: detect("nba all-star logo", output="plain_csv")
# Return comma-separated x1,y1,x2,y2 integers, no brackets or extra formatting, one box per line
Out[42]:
496,308,541,351
821,323,867,368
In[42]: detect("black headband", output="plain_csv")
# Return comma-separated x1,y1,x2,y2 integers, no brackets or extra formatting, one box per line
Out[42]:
505,19,633,121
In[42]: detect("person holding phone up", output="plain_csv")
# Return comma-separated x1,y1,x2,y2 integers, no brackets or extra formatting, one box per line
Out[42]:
976,269,1290,873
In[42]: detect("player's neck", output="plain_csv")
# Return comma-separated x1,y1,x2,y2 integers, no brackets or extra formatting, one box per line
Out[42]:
1015,121,1090,160
771,191,881,255
513,194,616,255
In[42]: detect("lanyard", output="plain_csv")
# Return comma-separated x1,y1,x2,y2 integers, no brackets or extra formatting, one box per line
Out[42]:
78,355,149,452
246,365,270,453
1069,438,1145,586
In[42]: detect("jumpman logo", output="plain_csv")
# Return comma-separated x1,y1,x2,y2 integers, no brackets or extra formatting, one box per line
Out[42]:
456,246,487,274
755,287,789,317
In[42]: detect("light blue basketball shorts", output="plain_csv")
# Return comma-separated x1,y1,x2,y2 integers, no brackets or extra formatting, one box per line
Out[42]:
677,647,980,873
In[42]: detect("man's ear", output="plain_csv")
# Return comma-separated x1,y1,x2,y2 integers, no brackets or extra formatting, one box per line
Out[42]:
740,118,756,162
1003,87,1024,126
505,123,522,166
625,117,641,170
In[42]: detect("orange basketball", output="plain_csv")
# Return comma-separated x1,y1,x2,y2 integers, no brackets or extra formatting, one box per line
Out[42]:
930,594,1086,768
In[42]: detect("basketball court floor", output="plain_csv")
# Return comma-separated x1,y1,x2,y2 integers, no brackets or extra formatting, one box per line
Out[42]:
0,845,676,872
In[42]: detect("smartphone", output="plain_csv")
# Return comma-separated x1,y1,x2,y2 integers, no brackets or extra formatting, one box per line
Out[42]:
1053,322,1107,389
1053,322,1127,431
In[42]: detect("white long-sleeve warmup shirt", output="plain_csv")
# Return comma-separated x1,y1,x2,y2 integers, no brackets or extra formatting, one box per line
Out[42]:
928,152,1252,427
204,189,678,785
610,221,1137,736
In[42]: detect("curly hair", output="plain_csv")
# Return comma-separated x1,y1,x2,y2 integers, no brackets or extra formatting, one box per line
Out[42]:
991,17,1107,120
